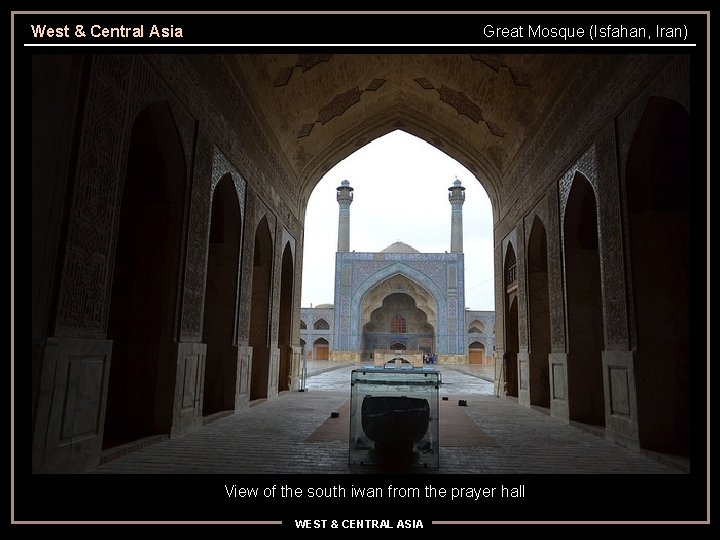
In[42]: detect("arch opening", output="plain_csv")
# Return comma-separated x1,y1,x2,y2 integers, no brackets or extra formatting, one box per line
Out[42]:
363,292,434,355
313,338,329,361
503,243,519,397
469,341,486,365
564,173,605,426
249,217,273,400
104,101,186,449
278,244,294,392
627,97,690,455
313,318,330,330
527,217,551,408
202,174,241,416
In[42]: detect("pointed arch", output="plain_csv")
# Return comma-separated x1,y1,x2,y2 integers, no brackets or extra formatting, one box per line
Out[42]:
503,241,519,398
277,243,295,392
468,320,486,334
313,318,330,330
627,96,690,455
564,172,605,425
202,174,242,416
527,215,551,408
104,101,186,448
350,264,446,351
249,216,273,400
313,338,329,361
469,341,486,365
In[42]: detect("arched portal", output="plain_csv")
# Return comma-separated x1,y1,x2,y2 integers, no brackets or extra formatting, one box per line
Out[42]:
358,273,438,356
503,243,519,397
313,338,329,361
278,244,294,392
527,216,551,408
564,173,605,426
627,97,690,455
363,292,434,354
104,102,186,449
469,341,486,364
202,175,241,416
249,217,273,400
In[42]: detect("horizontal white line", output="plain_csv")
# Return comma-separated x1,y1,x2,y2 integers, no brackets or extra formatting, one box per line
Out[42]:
23,42,697,47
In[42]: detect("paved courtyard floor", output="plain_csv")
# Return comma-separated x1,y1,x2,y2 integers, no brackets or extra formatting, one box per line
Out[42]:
90,362,684,475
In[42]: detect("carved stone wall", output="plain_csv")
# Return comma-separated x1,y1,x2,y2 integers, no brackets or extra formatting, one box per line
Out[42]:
493,243,504,351
141,54,303,349
558,146,599,354
515,219,528,352
54,55,196,340
545,186,566,352
615,55,691,350
209,148,247,342
53,55,133,338
523,191,551,352
595,125,629,350
495,55,670,243
179,131,213,342
501,231,517,348
272,226,298,345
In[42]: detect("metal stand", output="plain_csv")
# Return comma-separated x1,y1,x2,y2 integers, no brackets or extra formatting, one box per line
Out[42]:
300,346,307,391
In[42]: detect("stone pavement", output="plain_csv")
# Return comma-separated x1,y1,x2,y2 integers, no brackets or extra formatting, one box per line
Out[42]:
90,363,682,475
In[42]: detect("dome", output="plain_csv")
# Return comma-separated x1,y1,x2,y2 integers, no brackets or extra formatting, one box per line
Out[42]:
381,241,420,254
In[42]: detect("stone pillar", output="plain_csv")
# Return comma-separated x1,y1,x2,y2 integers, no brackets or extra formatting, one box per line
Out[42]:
236,345,252,410
448,179,465,253
171,342,206,437
32,337,113,472
290,345,303,391
336,180,354,252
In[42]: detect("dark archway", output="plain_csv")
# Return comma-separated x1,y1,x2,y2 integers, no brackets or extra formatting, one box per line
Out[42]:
627,97,690,455
104,102,186,449
249,217,273,400
202,175,241,416
527,217,551,408
278,244,294,392
564,173,605,426
503,243,519,397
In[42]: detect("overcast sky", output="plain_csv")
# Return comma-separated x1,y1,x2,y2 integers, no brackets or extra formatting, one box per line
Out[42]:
301,130,495,311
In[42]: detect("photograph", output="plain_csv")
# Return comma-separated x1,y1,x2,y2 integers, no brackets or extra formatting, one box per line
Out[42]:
19,8,710,528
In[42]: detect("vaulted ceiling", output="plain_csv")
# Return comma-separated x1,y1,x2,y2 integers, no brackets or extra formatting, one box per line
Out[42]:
222,53,664,214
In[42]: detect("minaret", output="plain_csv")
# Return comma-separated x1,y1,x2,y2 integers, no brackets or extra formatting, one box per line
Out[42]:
336,179,354,252
448,178,465,253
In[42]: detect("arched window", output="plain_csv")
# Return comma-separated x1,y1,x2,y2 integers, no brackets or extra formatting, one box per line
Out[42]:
300,320,307,330
505,244,517,286
391,314,406,333
314,318,329,330
468,320,486,334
